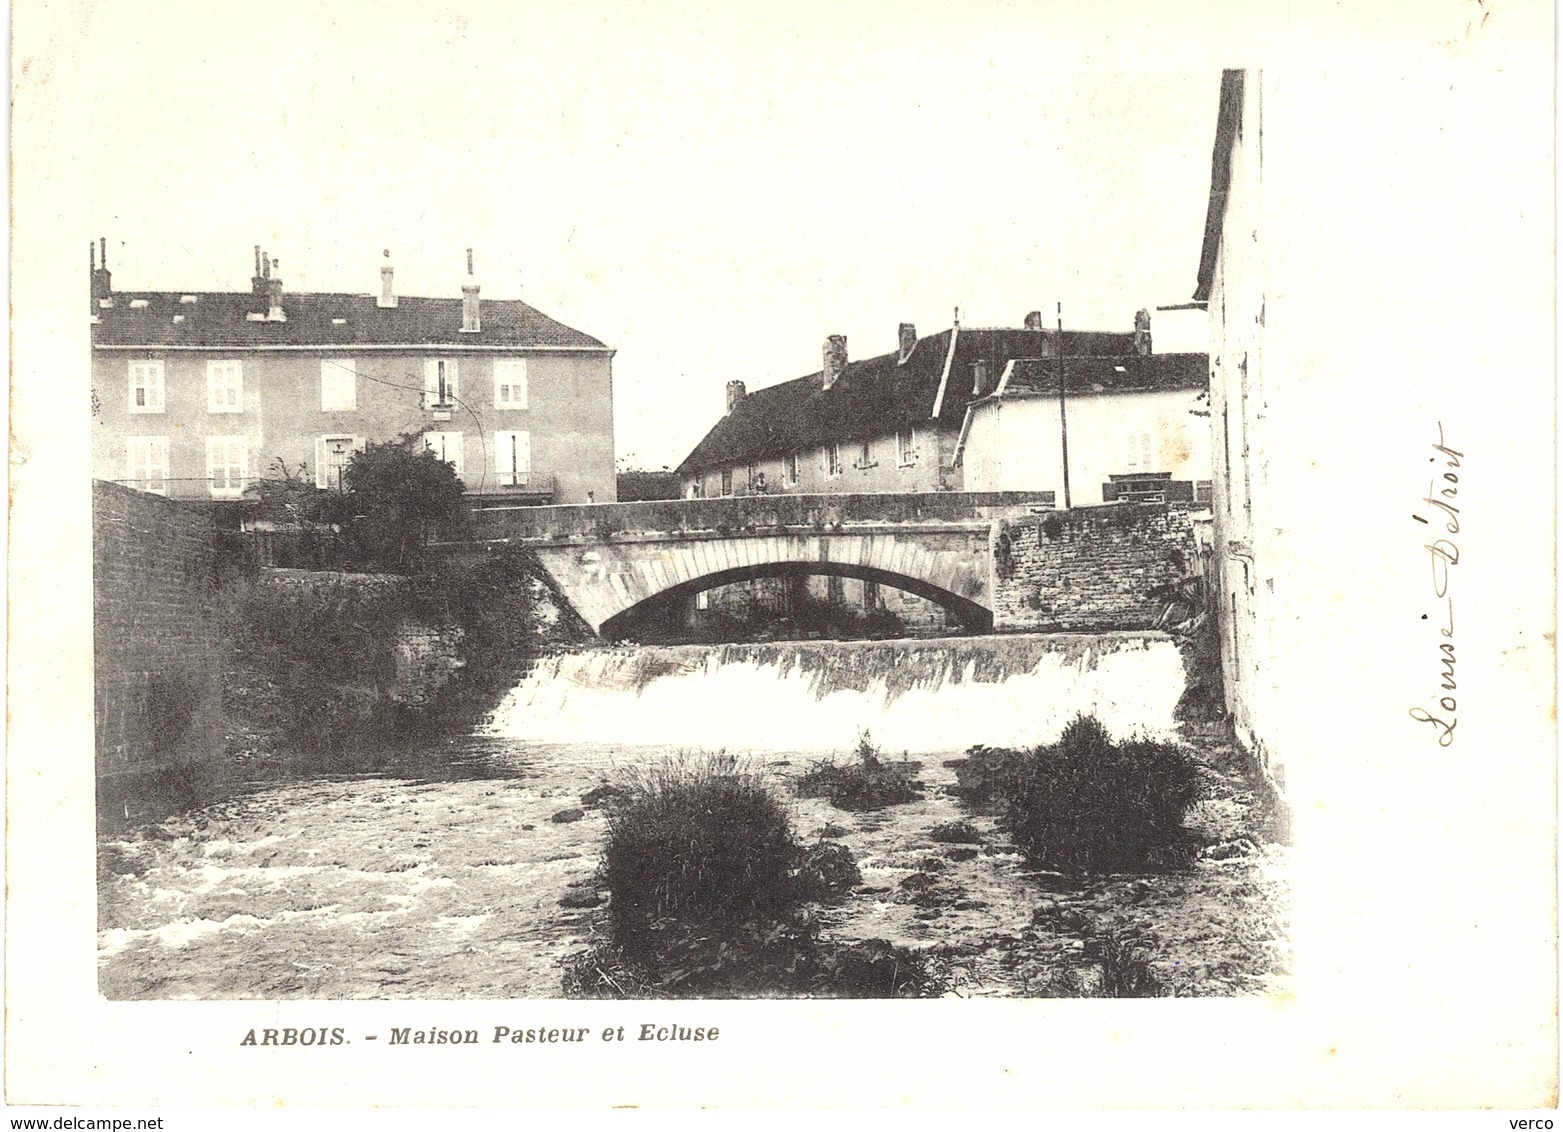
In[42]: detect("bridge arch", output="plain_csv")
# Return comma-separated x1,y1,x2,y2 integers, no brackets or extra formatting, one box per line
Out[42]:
598,560,993,640
528,526,996,637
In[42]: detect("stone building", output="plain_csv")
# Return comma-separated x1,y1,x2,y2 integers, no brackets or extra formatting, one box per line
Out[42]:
90,243,617,506
670,312,1203,636
953,351,1211,506
675,316,1141,500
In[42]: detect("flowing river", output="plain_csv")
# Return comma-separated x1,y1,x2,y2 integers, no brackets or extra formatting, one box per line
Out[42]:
97,632,1290,999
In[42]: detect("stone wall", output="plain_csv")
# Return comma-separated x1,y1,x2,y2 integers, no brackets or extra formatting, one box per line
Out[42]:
93,480,223,776
990,503,1195,632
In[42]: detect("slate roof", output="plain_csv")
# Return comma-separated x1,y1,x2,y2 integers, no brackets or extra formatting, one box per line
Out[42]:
91,290,609,350
675,326,1138,476
999,353,1210,397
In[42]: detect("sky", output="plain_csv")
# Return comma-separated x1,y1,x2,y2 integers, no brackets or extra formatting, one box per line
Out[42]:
80,1,1220,470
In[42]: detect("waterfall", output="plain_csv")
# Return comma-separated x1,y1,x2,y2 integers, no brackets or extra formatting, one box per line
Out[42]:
484,632,1187,753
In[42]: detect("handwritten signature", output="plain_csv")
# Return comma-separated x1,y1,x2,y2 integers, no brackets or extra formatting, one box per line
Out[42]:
1409,422,1462,746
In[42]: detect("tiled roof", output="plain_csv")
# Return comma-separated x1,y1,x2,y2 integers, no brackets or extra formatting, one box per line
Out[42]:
91,290,609,350
675,326,1138,476
999,353,1210,397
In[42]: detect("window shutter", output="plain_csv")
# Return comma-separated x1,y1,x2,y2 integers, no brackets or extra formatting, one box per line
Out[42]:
495,430,530,486
424,360,459,407
315,437,329,488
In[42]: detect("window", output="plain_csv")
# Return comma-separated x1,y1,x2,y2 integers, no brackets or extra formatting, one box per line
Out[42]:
207,360,244,413
827,443,843,476
124,437,168,495
321,359,357,411
720,468,733,496
494,359,528,409
1125,431,1154,472
424,359,459,408
206,437,248,497
897,429,916,466
784,452,799,485
857,440,872,469
128,361,165,414
422,431,464,476
495,430,531,486
315,436,363,490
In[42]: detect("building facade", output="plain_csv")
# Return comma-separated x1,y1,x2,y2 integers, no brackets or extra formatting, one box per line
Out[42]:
954,352,1211,505
675,316,1143,500
90,245,616,506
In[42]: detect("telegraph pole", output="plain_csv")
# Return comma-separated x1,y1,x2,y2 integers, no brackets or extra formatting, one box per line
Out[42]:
1058,301,1072,509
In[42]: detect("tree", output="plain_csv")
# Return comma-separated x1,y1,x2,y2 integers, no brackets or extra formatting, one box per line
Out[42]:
338,436,469,571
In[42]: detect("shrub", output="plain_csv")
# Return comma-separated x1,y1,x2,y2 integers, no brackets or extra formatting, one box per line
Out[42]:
796,841,862,901
996,716,1200,873
566,752,952,999
795,732,923,811
602,754,801,949
1095,934,1166,998
928,821,982,845
1046,932,1169,998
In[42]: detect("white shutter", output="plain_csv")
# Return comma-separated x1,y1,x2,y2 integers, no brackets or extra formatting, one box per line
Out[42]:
495,430,530,485
315,437,328,488
424,431,464,476
424,359,459,407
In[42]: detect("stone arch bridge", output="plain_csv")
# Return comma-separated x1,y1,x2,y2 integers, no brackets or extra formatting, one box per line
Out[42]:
465,492,1060,636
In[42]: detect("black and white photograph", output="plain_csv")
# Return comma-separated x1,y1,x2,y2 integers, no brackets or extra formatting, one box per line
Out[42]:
7,0,1557,1115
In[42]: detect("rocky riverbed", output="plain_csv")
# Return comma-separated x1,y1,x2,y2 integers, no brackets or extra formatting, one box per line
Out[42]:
97,723,1290,1000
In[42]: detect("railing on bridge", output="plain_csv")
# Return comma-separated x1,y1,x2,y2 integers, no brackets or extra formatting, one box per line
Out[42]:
468,490,1058,542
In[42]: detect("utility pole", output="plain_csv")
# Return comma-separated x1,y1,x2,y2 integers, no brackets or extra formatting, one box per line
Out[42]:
1058,301,1072,510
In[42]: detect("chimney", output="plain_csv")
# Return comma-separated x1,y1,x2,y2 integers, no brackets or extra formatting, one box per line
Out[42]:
377,249,397,308
265,256,285,321
90,237,113,305
1023,310,1044,331
726,380,747,414
822,334,848,390
461,248,481,333
971,358,992,397
252,245,266,297
897,323,917,364
1133,308,1153,355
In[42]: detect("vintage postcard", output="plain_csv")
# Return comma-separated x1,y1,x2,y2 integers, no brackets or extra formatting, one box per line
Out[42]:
6,0,1556,1116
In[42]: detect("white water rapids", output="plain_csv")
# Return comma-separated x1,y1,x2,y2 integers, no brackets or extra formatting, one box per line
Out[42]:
485,631,1187,753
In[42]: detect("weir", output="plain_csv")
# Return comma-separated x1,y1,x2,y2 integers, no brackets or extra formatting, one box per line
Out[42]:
484,631,1187,753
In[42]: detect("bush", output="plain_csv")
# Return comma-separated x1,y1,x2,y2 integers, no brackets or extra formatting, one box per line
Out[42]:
796,841,862,901
795,732,923,811
928,821,982,845
603,754,801,949
566,752,954,999
1046,932,1169,998
995,716,1200,873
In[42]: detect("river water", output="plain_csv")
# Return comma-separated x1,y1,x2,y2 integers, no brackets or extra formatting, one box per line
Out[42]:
97,632,1290,999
